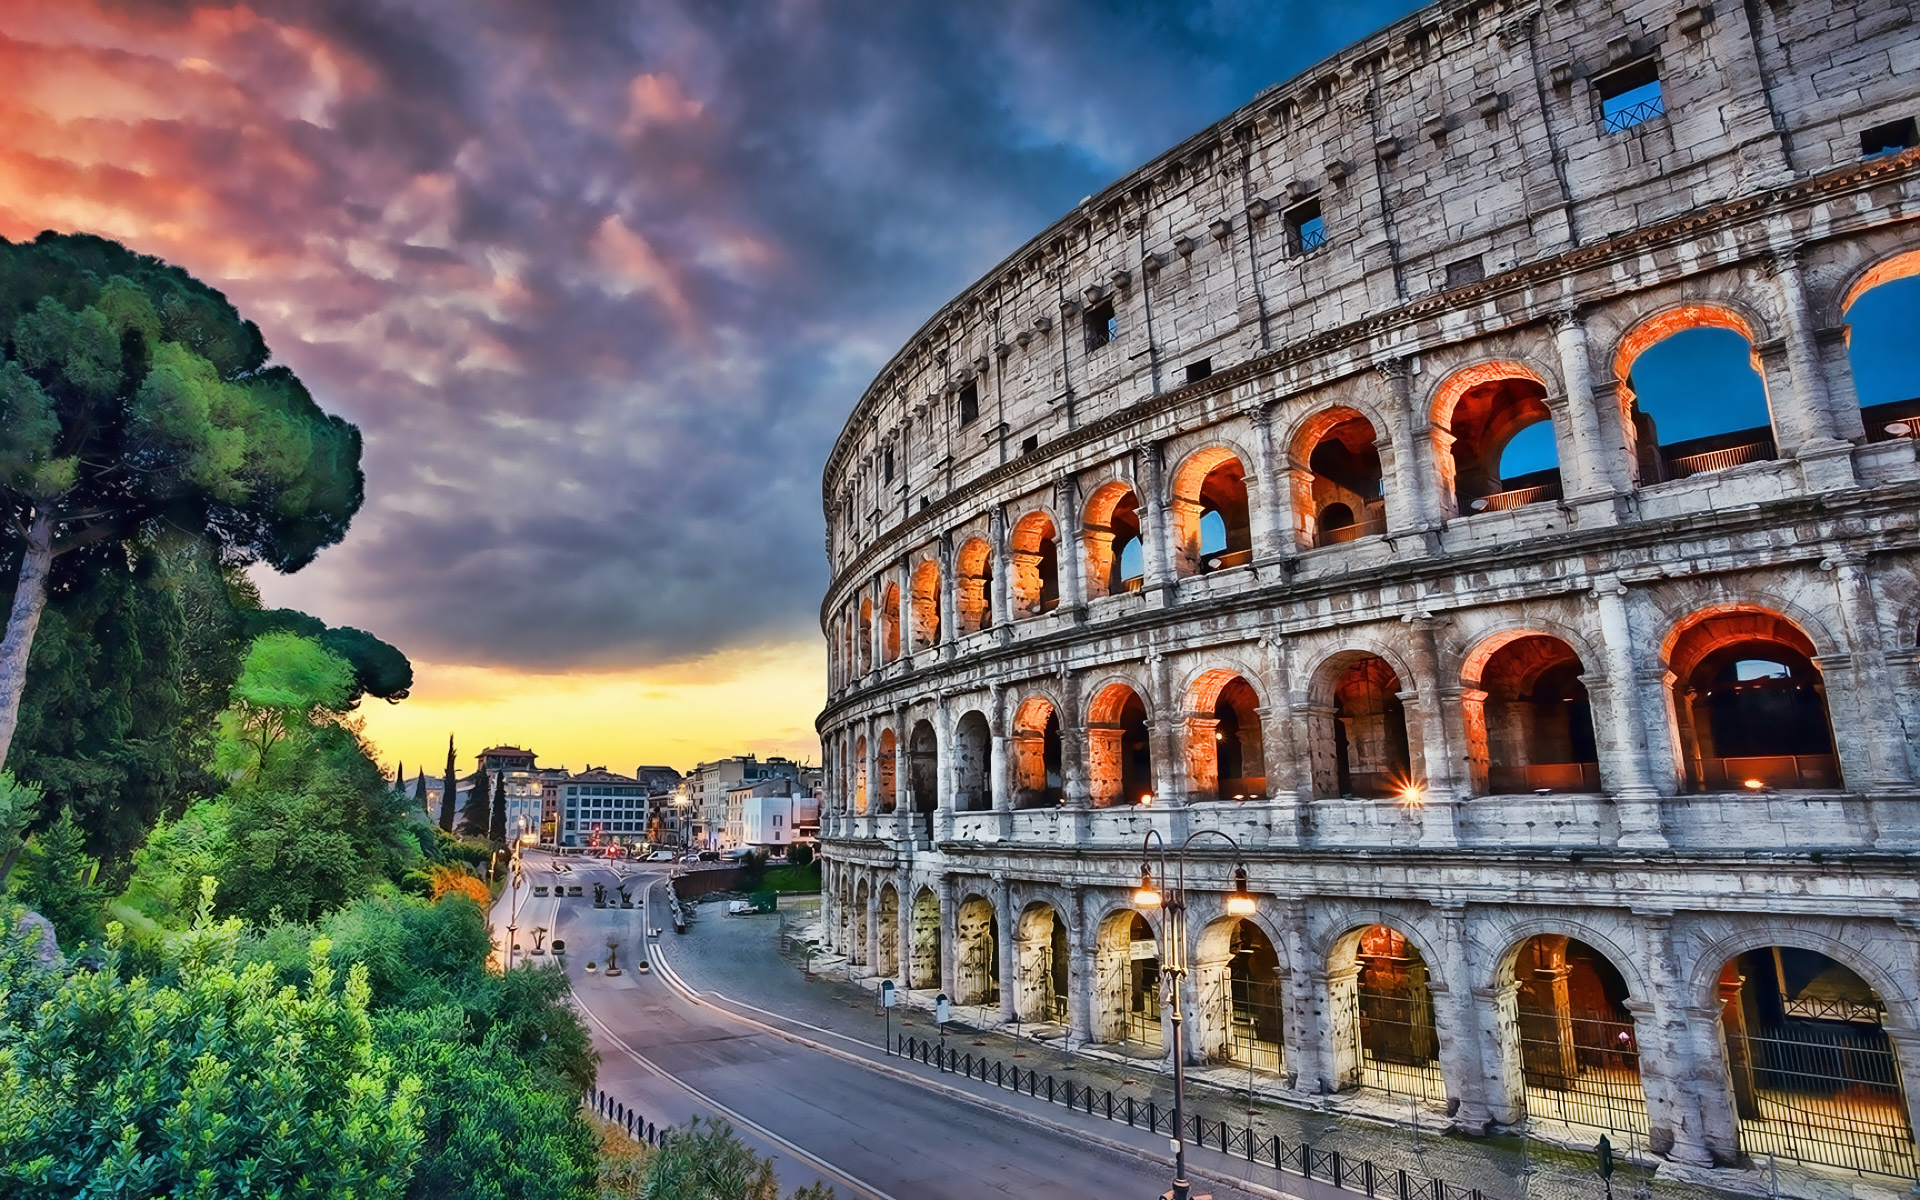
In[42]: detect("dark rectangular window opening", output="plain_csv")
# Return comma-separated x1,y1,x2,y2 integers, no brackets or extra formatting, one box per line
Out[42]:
1860,117,1918,159
958,381,979,425
1084,299,1117,351
1286,199,1325,255
1184,358,1213,385
1597,60,1664,133
1445,256,1484,289
1020,434,1039,455
883,446,895,484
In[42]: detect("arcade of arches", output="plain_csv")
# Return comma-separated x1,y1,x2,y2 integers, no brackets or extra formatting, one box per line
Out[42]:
823,874,1920,1180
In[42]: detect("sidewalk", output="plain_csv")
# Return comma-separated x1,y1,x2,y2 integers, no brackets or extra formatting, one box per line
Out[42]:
653,893,1909,1200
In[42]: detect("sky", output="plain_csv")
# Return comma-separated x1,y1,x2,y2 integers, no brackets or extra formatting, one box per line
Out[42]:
0,0,1431,777
1,2,1912,781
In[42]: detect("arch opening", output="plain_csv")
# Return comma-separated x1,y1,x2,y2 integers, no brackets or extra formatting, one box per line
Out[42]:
911,560,942,649
1314,655,1411,800
1469,635,1600,795
1669,611,1839,791
909,720,938,839
858,598,874,674
881,582,901,663
1012,697,1064,809
1196,917,1284,1075
853,735,869,814
956,538,993,634
1089,683,1153,807
1085,482,1145,597
952,710,991,811
909,887,941,990
955,896,1000,1007
1015,903,1071,1025
1716,946,1916,1177
877,728,898,814
1507,935,1647,1137
877,883,900,979
1330,925,1444,1101
1436,372,1561,517
1172,449,1253,576
1844,268,1920,443
1298,414,1386,547
1010,512,1060,617
1093,910,1163,1052
1621,320,1776,484
1188,671,1266,802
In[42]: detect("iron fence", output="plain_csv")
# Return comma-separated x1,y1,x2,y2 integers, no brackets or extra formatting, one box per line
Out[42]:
1726,1023,1919,1180
1516,1007,1649,1136
1359,986,1447,1103
891,1035,1491,1199
587,1088,668,1147
1603,94,1665,133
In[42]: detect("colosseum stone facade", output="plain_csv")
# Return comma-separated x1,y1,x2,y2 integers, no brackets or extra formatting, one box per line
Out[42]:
816,0,1920,1180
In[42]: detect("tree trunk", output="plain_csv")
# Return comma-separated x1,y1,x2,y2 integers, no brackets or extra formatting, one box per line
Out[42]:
0,509,57,771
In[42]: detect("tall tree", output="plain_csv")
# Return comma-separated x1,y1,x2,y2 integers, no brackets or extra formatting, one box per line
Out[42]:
489,770,508,847
0,232,364,769
414,766,428,811
438,736,456,832
393,760,404,792
458,771,491,839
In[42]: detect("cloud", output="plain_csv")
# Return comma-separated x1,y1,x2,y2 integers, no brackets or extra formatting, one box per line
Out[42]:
0,0,1423,677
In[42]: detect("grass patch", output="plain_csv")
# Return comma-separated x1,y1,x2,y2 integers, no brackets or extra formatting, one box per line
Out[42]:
757,863,822,893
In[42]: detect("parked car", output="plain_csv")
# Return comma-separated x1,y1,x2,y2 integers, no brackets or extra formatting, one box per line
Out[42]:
698,851,720,861
681,851,701,862
645,850,675,862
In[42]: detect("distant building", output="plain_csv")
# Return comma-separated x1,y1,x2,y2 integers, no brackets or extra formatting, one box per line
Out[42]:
724,778,820,852
684,754,804,849
555,766,649,848
476,745,537,773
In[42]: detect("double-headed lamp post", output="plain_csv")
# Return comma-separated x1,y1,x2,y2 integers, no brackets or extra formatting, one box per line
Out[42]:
1133,829,1259,1200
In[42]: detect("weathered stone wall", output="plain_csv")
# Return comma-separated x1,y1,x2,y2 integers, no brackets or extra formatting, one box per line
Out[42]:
818,0,1920,1178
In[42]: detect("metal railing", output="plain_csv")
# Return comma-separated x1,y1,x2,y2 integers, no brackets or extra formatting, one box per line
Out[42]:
1487,762,1603,794
1517,1008,1649,1136
1725,1023,1919,1180
1466,483,1560,513
1317,515,1388,547
588,1088,669,1147
891,1034,1491,1199
1603,94,1665,133
1662,437,1774,479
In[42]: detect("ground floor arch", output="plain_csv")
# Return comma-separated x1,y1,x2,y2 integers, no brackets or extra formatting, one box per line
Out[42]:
851,878,870,967
955,895,1000,1007
876,883,899,979
1092,909,1163,1051
1013,902,1070,1025
1504,934,1646,1136
1194,916,1285,1075
1330,925,1444,1101
1716,945,1917,1177
909,886,941,990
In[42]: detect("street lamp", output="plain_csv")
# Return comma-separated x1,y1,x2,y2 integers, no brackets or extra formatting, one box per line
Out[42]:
1134,829,1258,1200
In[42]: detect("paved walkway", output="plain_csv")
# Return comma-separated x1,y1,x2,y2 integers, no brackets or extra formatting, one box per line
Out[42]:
655,892,1912,1200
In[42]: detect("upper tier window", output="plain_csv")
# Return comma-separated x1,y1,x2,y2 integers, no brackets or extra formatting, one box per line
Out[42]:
1860,117,1918,159
1084,299,1117,351
958,381,979,425
1286,199,1325,256
1597,60,1664,133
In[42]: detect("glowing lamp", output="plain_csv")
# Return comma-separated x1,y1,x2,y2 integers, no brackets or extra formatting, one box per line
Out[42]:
1226,867,1257,917
1742,778,1766,791
1398,781,1426,808
1133,866,1163,909
1139,792,1154,806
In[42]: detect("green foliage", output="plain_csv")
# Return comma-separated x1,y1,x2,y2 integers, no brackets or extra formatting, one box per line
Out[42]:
218,630,355,776
491,770,509,847
0,771,39,864
785,842,814,869
8,809,105,947
459,771,492,838
0,886,423,1197
635,1117,834,1200
441,735,458,832
757,863,822,894
241,606,413,702
736,849,769,891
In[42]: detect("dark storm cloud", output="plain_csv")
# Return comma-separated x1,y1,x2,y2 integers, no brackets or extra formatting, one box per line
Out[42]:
0,0,1418,670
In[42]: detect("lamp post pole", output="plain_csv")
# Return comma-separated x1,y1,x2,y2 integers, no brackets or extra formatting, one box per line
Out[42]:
1135,829,1257,1200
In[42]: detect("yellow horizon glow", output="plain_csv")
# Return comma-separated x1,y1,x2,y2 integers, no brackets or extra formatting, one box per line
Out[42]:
356,640,827,780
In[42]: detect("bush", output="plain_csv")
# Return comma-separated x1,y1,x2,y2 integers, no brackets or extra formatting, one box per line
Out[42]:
785,843,814,869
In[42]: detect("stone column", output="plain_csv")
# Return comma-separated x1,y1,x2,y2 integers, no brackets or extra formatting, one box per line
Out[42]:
897,556,917,663
1482,978,1527,1126
1253,403,1290,561
1068,885,1094,1048
1407,617,1461,848
1636,910,1726,1166
988,684,1010,813
938,534,956,658
896,870,915,986
1324,960,1364,1091
1258,636,1304,845
894,702,912,846
865,881,882,978
1828,553,1916,794
1550,310,1621,499
1431,903,1496,1134
1149,652,1182,806
934,694,955,841
938,875,957,1000
1137,442,1176,600
1054,475,1086,615
1770,247,1856,490
1060,668,1090,807
1590,578,1671,848
988,505,1012,630
1885,1025,1920,1165
995,876,1017,1022
1378,360,1435,531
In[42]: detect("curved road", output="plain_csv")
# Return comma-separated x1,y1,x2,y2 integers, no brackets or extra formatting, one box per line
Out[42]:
495,852,1275,1200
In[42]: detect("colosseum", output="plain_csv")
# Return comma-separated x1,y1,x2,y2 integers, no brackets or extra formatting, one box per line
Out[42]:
816,0,1920,1182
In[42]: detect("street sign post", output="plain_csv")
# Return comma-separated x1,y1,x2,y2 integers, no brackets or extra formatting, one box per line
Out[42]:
935,992,950,1070
882,979,895,1052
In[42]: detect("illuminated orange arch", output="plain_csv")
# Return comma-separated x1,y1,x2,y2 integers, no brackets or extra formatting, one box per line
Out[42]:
1611,304,1758,384
1660,603,1821,680
1428,360,1551,428
1187,666,1264,713
1841,247,1920,316
1169,444,1248,501
1286,404,1381,467
1009,510,1057,554
1087,681,1148,725
1456,627,1592,688
1012,695,1056,735
1083,478,1137,529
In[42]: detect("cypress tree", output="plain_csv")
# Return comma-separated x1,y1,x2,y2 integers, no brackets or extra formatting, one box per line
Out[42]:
438,735,457,831
458,770,490,837
413,767,428,810
393,760,404,791
489,771,508,847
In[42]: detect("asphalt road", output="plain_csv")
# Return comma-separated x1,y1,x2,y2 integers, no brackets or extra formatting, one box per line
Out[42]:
495,852,1273,1200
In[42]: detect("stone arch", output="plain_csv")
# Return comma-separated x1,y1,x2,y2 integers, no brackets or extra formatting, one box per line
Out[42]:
908,719,937,820
1286,405,1388,549
1661,605,1841,791
1687,924,1919,1028
853,734,869,814
1087,680,1153,807
877,882,900,979
1083,477,1145,597
1305,646,1416,800
1611,304,1777,487
955,536,993,634
1168,443,1254,576
852,876,871,967
1427,360,1561,519
1013,901,1071,1024
876,727,898,813
951,709,992,811
1008,510,1061,618
858,596,873,674
1090,906,1163,1049
1325,921,1447,1099
1458,630,1601,796
1492,929,1648,1134
910,559,941,649
909,885,941,990
1184,666,1268,803
1010,695,1063,808
1193,914,1287,1072
880,581,902,663
954,892,1000,1007
1838,246,1920,441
